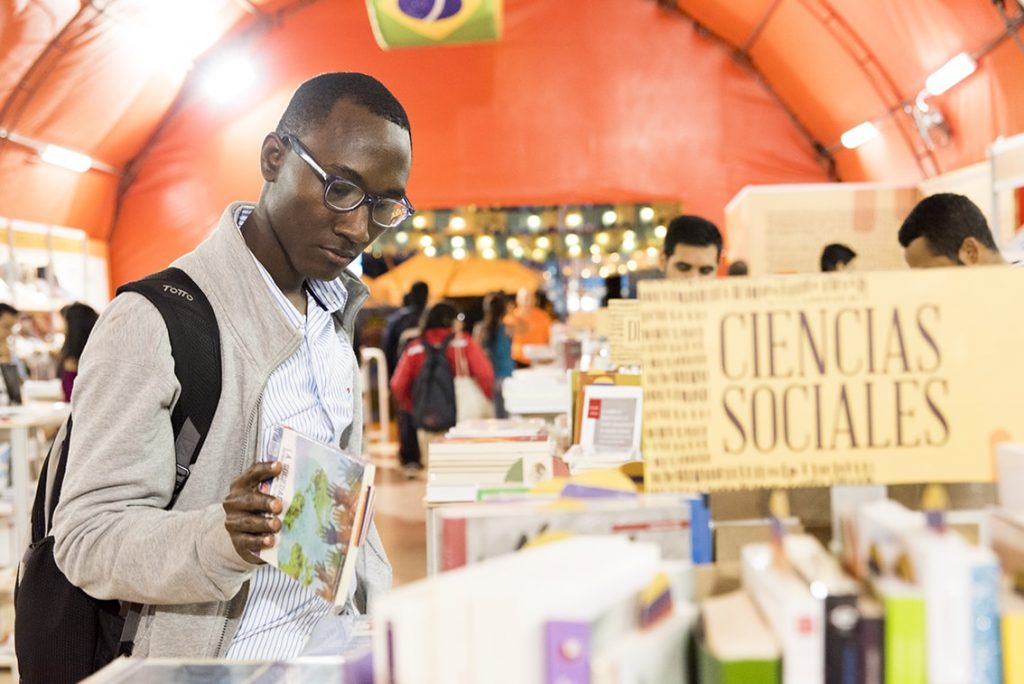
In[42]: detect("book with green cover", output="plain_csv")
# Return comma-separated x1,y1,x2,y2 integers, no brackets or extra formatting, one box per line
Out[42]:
876,577,926,684
698,590,781,684
259,426,376,608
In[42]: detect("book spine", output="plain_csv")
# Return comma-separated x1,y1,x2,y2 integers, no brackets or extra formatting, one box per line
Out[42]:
690,495,713,565
440,517,467,571
1005,611,1024,684
883,594,926,684
970,561,1003,684
545,620,591,684
857,612,883,684
824,595,861,684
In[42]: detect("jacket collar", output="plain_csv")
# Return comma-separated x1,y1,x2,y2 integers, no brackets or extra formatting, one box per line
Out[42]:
174,202,369,372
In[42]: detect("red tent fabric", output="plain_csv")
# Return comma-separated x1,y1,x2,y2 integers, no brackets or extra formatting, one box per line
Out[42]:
0,0,1021,288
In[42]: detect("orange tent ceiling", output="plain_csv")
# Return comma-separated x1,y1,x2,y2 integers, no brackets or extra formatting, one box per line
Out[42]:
0,0,1022,288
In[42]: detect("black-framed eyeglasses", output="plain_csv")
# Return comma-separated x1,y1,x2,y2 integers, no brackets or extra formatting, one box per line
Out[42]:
281,133,415,229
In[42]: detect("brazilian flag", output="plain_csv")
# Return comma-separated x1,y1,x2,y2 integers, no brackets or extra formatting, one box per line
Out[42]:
366,0,503,49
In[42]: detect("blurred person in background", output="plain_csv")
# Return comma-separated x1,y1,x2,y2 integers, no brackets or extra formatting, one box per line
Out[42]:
660,215,722,280
0,304,19,366
899,193,1009,268
382,281,429,472
391,302,493,471
820,243,857,272
727,260,749,277
58,302,99,402
473,292,513,418
505,288,551,368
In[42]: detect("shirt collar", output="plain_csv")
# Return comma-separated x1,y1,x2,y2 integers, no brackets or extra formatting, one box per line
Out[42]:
234,204,348,314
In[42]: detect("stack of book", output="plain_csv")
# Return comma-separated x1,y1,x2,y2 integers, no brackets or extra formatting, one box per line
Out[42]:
435,493,705,571
426,434,554,503
846,499,1015,684
501,367,570,415
372,536,698,684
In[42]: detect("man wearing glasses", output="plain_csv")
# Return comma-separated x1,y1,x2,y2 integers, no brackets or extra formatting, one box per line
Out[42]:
52,73,412,660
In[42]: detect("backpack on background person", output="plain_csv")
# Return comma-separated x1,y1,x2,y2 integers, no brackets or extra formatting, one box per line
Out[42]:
411,334,457,432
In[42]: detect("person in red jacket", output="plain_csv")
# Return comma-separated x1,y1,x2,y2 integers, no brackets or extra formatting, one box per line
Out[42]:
390,301,493,475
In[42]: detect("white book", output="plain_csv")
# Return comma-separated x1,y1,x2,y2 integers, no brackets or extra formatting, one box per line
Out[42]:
907,529,972,684
591,604,698,684
741,543,824,684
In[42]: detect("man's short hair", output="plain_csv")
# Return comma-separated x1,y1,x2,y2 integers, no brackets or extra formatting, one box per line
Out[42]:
897,193,996,259
0,303,18,318
727,260,749,276
276,73,410,138
820,243,857,272
663,215,722,260
409,281,428,309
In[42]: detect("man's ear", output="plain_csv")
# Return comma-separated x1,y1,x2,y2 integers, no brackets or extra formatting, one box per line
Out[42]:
959,236,982,265
260,133,286,182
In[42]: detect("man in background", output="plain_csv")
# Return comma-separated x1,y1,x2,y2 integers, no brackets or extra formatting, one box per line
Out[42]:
660,215,722,280
820,243,857,272
894,192,1009,511
382,280,428,476
899,193,1008,268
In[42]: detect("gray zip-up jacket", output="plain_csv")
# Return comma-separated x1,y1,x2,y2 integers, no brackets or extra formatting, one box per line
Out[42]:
51,203,392,657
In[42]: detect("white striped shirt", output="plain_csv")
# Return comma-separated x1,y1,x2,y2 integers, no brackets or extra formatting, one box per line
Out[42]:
225,205,356,660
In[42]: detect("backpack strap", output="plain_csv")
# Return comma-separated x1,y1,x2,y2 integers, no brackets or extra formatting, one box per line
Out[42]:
112,267,222,656
116,267,222,508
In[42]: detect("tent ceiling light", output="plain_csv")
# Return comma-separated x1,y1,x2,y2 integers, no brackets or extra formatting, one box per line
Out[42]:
654,225,667,239
423,245,437,257
512,247,525,259
925,53,976,96
527,214,542,230
412,215,428,229
568,244,582,257
482,247,497,260
452,247,467,260
565,212,583,228
536,236,551,249
840,121,879,150
639,206,655,222
449,216,466,230
395,231,409,245
202,54,256,104
419,235,433,247
627,260,638,271
565,234,580,247
39,145,92,173
478,235,495,249
451,235,466,248
596,232,610,246
601,210,617,226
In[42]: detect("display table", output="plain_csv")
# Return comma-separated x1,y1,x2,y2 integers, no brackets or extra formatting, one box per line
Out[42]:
0,403,70,559
83,656,368,683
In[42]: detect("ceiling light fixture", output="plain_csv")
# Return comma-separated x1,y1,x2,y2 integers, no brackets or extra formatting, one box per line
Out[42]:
925,52,977,96
840,121,880,150
39,144,93,173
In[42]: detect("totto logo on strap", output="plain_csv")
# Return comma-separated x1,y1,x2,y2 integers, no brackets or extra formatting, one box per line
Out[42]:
162,285,194,301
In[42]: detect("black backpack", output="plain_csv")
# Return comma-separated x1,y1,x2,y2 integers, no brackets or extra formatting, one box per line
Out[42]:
411,334,457,432
14,267,222,684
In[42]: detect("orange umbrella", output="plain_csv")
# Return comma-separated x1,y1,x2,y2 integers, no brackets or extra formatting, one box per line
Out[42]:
443,257,542,297
364,254,542,305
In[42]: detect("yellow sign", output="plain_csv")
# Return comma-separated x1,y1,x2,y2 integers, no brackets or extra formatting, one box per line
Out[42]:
639,269,1024,492
607,299,642,367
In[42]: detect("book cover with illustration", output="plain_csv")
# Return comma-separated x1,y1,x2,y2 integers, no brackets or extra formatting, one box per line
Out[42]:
260,426,376,608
